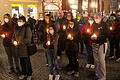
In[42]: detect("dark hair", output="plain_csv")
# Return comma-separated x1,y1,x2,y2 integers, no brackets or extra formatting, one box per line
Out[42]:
110,14,116,17
3,13,13,28
66,12,73,19
4,13,12,23
19,16,26,22
45,14,50,17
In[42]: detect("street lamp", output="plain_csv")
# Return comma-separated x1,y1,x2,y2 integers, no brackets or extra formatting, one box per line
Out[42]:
91,2,96,8
69,0,74,4
91,2,97,13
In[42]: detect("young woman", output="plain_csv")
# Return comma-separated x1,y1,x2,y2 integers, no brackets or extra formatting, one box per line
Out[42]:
39,14,60,80
2,14,20,74
81,16,95,69
12,16,32,80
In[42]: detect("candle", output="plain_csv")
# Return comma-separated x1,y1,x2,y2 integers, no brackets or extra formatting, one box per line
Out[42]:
63,25,66,30
46,40,50,46
13,41,18,46
110,27,113,30
87,29,90,33
92,33,97,38
67,33,73,40
46,28,49,34
1,34,5,38
68,33,72,39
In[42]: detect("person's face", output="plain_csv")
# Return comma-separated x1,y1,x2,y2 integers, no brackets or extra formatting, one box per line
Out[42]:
94,16,101,24
117,12,120,16
67,14,71,20
4,15,9,23
59,13,63,19
88,18,94,24
45,16,49,22
14,14,17,18
18,19,25,27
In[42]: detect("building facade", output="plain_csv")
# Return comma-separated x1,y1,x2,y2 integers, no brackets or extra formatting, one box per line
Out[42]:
0,0,43,21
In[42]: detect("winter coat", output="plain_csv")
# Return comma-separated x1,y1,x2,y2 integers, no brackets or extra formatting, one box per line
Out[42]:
92,21,109,45
81,24,94,46
65,19,81,52
108,18,120,40
2,22,16,47
13,23,32,57
39,20,56,49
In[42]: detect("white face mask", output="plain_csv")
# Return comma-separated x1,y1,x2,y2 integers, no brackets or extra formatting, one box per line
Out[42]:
88,20,94,24
4,18,9,23
18,22,24,27
95,19,101,23
49,29,54,35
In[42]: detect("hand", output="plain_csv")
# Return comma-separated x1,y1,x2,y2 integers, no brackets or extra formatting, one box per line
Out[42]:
91,36,97,40
13,41,18,46
91,34,97,40
57,56,60,60
46,41,50,46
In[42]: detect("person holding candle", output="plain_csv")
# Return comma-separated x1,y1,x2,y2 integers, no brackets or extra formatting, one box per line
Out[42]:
1,13,20,75
91,15,109,80
12,16,33,80
56,12,66,68
39,14,60,80
63,12,81,77
81,16,95,69
108,13,120,61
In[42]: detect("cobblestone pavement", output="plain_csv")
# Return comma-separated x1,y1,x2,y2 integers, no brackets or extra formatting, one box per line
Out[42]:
0,44,120,80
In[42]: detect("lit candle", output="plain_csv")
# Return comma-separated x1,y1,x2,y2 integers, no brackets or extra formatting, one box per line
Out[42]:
110,27,113,30
87,29,90,33
46,28,49,34
92,33,97,38
1,34,5,38
63,25,66,30
13,41,18,46
47,40,50,46
68,33,72,39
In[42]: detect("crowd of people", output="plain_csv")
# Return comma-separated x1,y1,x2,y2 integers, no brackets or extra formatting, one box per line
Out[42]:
0,10,120,80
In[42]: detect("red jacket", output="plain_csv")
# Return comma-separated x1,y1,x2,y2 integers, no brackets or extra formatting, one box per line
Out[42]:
81,24,93,45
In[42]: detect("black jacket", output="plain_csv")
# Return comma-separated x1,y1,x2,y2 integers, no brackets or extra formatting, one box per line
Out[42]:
39,20,56,49
92,21,109,44
65,19,81,52
108,18,120,40
2,22,16,47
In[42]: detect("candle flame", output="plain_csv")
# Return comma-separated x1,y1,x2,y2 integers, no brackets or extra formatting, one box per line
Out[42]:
92,33,97,38
63,25,66,30
110,27,113,30
13,41,18,46
68,34,72,38
46,28,49,33
87,29,90,33
47,40,50,46
1,34,5,38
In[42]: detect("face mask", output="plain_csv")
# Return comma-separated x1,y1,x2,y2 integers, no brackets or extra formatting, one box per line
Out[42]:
117,12,120,16
4,18,9,23
88,20,94,24
110,17,115,21
49,29,54,34
18,22,24,27
95,19,100,23
77,17,81,20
